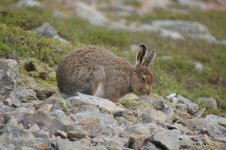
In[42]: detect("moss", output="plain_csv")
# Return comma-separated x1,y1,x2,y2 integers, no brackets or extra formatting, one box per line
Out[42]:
0,24,73,65
121,99,138,108
57,98,67,108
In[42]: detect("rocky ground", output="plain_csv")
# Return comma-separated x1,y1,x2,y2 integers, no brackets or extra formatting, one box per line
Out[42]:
1,0,226,149
1,59,226,149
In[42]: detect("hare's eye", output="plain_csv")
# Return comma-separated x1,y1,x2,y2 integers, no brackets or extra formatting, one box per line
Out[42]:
141,75,146,83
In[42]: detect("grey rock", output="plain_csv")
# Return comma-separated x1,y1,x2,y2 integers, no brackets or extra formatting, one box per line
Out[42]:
205,114,226,125
69,93,125,115
166,93,177,100
136,105,170,123
192,62,208,72
176,103,188,112
23,111,71,131
67,130,87,140
137,95,165,110
188,117,226,143
76,2,108,26
0,101,14,112
55,130,67,138
34,22,68,43
15,87,38,103
126,123,165,135
34,22,57,38
140,142,161,150
54,138,88,149
193,108,206,118
74,111,118,136
147,130,180,150
179,134,206,149
15,0,43,8
159,29,184,40
0,59,18,101
151,20,208,34
177,95,198,114
104,137,128,150
198,97,218,109
3,98,12,106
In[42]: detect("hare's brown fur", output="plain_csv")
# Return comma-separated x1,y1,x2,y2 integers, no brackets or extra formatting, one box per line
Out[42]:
56,45,155,102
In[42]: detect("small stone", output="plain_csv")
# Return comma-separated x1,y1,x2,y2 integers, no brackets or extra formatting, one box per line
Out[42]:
30,123,40,132
166,93,177,100
198,97,218,110
38,104,52,112
20,146,35,150
177,95,198,114
80,138,91,146
171,97,178,105
3,98,12,106
56,130,67,139
67,130,86,140
36,130,49,138
176,103,187,112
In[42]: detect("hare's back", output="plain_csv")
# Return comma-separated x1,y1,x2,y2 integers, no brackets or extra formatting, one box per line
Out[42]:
63,46,130,68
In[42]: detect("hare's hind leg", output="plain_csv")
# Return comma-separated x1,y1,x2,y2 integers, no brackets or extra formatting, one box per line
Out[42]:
91,66,105,98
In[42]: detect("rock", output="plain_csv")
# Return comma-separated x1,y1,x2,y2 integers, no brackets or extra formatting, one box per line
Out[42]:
29,123,40,132
15,0,43,8
176,103,188,112
20,146,35,150
128,134,147,149
75,2,108,26
38,103,52,112
188,117,226,143
205,114,226,125
160,29,184,40
151,20,208,34
74,111,118,136
104,137,128,150
137,96,165,110
166,93,177,100
55,130,67,139
0,59,18,101
192,62,207,72
140,142,161,150
34,22,57,38
10,96,21,107
69,93,125,115
67,130,87,140
54,138,89,150
198,97,218,109
3,98,12,106
136,105,170,123
23,111,70,131
177,95,198,114
147,130,180,150
34,22,68,43
15,87,38,103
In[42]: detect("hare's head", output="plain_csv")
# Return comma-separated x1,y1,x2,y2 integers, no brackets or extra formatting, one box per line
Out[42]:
131,45,156,95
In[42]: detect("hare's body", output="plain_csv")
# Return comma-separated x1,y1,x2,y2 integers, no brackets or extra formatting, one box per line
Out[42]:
56,45,155,101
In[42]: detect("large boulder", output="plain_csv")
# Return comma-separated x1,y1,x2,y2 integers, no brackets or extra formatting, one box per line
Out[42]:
0,59,18,101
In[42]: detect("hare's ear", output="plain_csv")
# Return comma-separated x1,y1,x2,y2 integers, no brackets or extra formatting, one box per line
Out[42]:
143,50,156,67
136,45,147,66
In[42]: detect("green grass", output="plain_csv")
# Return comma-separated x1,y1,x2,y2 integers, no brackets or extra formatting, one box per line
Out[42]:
0,0,226,117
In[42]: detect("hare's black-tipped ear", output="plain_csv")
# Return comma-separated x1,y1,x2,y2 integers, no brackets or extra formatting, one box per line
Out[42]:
143,50,156,67
136,45,147,66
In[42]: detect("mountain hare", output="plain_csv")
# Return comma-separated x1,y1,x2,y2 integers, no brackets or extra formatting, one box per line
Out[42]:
56,45,156,102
